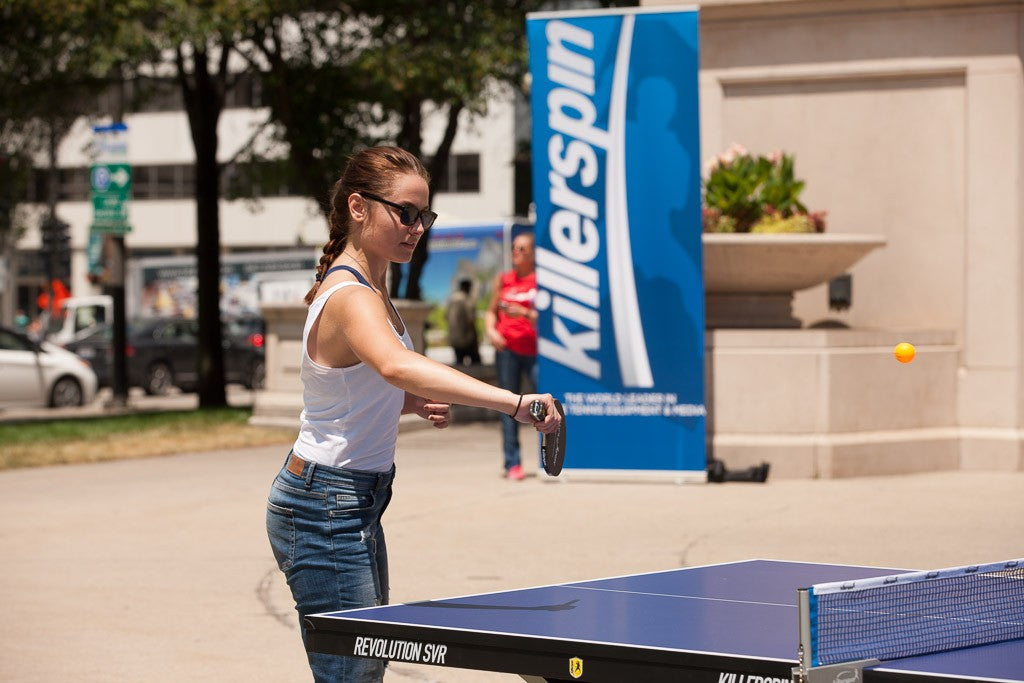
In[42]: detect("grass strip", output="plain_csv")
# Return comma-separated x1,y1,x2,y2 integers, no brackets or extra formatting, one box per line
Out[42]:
0,408,294,470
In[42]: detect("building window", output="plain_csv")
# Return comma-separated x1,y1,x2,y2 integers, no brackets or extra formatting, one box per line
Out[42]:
127,164,193,200
224,72,264,109
29,170,47,203
58,168,90,202
223,159,299,199
96,73,266,115
179,164,194,197
454,153,480,192
154,165,177,198
133,165,154,200
131,78,185,113
432,153,480,194
25,167,91,202
28,160,303,203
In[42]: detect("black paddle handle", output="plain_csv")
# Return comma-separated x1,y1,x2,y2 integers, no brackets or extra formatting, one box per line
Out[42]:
529,399,546,422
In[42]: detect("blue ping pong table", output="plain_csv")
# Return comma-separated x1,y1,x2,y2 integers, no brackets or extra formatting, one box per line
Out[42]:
304,560,1024,682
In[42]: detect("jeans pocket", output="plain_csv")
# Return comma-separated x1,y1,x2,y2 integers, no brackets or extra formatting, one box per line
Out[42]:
329,491,376,518
266,499,296,572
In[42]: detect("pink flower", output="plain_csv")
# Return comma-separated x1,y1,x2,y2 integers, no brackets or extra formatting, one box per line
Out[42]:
719,142,748,166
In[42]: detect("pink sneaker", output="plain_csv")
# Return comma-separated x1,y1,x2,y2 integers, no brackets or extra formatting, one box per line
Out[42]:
507,464,525,481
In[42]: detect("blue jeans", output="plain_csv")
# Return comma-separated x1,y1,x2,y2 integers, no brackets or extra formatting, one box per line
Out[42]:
495,349,537,471
266,454,395,683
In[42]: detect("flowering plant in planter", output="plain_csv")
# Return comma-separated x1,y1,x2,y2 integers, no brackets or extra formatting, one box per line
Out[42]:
702,143,827,234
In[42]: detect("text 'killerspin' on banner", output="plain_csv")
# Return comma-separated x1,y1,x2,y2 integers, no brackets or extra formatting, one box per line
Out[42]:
527,6,706,478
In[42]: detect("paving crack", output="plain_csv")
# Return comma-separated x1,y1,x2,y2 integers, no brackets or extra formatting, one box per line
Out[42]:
256,565,296,630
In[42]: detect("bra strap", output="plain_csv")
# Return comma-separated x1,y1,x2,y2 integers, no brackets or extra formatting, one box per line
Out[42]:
322,264,403,322
323,264,371,288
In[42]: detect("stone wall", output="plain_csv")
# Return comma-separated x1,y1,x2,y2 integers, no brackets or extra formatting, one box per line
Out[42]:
641,0,1024,474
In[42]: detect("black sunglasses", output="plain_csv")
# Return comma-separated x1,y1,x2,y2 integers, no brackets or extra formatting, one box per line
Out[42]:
361,192,437,230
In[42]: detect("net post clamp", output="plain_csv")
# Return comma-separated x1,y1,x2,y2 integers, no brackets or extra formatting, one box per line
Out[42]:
791,659,879,683
793,587,878,683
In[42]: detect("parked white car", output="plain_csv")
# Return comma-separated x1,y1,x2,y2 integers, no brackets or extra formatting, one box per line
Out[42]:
0,325,99,408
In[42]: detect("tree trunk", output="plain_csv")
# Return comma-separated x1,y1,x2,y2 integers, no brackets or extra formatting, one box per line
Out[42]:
389,97,424,298
178,44,227,408
405,101,463,301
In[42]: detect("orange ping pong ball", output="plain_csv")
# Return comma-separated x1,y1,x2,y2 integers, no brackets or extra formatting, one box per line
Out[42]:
894,342,916,363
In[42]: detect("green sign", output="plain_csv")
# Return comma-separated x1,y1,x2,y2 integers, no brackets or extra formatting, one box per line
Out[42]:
90,162,132,234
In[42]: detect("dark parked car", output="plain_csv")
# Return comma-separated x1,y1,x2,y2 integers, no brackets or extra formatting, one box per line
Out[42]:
64,316,265,395
63,324,114,388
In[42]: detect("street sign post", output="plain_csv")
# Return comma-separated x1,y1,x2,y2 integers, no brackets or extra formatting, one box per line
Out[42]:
91,122,131,406
90,162,132,234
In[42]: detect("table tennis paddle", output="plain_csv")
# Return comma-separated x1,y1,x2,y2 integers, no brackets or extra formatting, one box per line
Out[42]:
529,399,566,476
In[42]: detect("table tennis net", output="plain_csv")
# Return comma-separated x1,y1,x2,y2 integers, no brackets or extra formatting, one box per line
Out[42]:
806,559,1024,666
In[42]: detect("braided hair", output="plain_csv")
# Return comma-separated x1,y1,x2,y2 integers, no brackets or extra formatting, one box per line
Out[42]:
305,146,430,305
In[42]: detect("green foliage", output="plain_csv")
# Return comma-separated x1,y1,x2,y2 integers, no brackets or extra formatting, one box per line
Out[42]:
235,9,380,213
235,1,546,211
1,0,552,301
703,152,773,233
702,144,825,234
0,149,32,244
758,153,807,217
0,1,128,246
356,0,541,114
233,1,547,299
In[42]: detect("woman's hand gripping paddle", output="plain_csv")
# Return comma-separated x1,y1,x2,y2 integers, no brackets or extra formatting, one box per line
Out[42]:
529,399,566,476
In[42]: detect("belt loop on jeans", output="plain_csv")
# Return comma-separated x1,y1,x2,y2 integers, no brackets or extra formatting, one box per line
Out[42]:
303,460,316,489
376,465,394,493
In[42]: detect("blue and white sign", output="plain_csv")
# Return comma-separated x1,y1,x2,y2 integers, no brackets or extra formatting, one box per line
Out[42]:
527,7,705,479
91,122,132,235
400,220,532,306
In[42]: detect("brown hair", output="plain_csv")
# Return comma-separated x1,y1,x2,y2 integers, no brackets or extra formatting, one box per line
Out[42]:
304,146,430,304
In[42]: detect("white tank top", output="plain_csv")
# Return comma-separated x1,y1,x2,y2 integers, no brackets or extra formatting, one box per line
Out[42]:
291,280,413,471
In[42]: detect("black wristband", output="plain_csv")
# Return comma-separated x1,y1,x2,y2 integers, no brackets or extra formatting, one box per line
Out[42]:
511,394,524,417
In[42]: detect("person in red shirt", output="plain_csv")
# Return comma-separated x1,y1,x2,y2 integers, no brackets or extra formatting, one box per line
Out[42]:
484,232,538,480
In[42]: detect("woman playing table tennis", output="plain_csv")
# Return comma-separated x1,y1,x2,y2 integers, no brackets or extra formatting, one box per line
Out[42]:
265,145,561,683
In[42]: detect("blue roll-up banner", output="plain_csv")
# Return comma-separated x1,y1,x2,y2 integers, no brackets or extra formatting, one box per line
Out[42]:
527,6,705,481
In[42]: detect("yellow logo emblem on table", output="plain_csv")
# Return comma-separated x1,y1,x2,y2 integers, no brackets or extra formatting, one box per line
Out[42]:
569,656,583,679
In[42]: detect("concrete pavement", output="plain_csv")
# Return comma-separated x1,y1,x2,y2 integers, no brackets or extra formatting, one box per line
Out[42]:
1,421,1022,683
